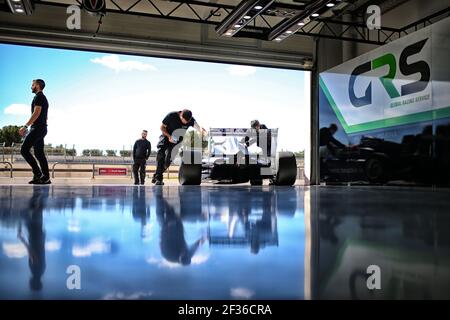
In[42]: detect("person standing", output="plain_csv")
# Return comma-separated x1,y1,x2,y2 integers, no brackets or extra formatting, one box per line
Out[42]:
19,79,50,185
152,109,206,185
133,130,151,185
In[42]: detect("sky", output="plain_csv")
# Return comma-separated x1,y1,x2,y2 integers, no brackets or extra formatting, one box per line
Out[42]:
0,43,310,153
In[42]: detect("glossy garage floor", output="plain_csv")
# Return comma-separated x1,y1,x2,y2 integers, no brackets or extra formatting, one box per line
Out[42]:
0,185,449,300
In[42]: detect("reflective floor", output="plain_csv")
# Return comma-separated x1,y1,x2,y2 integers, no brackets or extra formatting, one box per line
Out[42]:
0,185,449,300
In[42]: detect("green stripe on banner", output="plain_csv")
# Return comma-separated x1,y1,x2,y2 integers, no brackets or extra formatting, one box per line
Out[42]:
319,76,450,134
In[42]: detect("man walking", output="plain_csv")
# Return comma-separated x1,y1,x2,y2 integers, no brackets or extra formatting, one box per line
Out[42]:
152,109,205,185
19,79,50,184
133,130,151,185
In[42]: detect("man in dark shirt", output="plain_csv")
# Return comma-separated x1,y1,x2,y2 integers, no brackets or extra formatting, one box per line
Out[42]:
133,130,152,185
152,109,205,185
250,120,268,130
19,79,50,184
319,123,346,158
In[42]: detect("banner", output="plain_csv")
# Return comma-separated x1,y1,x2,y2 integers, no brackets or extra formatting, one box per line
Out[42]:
320,17,450,134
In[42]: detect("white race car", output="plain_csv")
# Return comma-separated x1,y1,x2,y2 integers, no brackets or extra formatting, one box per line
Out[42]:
176,128,297,186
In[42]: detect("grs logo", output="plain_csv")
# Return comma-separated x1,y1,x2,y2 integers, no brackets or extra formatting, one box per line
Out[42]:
349,39,431,108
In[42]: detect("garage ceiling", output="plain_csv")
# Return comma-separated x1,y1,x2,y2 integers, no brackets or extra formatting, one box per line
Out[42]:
0,0,421,69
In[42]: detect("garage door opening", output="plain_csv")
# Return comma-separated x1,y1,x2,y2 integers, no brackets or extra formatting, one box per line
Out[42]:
0,43,311,185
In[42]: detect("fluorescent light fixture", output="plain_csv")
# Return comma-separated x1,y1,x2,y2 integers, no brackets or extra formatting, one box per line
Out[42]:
216,0,275,37
268,0,335,42
327,3,335,7
6,0,34,15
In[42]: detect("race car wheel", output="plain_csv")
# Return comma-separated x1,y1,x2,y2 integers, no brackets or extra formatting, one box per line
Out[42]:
365,157,388,184
250,179,263,186
275,152,297,186
179,151,202,185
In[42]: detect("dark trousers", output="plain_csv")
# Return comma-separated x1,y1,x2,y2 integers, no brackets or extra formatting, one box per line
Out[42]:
153,138,176,181
133,158,147,184
21,126,49,179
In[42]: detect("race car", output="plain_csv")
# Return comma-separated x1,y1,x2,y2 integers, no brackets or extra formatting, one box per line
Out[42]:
175,128,298,186
322,135,435,184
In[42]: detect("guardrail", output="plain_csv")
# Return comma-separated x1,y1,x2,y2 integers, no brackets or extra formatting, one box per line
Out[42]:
51,162,178,180
52,162,134,179
0,161,13,178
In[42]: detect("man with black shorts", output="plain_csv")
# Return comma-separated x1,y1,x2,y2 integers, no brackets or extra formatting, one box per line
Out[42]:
19,79,50,184
152,109,205,185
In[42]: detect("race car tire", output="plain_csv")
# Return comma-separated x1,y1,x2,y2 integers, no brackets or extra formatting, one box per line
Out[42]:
250,179,263,186
275,152,297,186
365,157,388,184
179,151,202,185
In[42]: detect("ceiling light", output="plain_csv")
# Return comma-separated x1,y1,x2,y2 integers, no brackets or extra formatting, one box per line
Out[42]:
6,0,34,15
216,0,275,37
269,0,334,42
326,3,335,7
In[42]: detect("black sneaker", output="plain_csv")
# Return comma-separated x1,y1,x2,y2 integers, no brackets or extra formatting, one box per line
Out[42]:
28,175,42,184
151,177,157,184
37,177,51,185
155,180,164,185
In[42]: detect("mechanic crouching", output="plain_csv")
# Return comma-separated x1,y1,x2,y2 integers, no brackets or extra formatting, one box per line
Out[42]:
152,109,206,185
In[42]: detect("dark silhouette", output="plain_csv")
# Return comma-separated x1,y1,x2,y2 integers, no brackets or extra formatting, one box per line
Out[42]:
17,186,49,291
155,190,205,265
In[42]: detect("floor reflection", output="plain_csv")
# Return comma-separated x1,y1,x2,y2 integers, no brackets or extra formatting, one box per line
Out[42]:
1,185,450,299
0,185,305,300
312,186,450,299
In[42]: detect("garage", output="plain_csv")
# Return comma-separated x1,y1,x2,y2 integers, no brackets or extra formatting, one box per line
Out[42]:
0,0,449,303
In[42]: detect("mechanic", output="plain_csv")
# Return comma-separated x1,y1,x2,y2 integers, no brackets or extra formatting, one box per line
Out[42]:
319,123,346,159
133,130,151,185
152,109,206,185
250,119,268,130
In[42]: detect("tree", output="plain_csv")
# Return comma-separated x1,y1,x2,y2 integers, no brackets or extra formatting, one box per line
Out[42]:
120,150,131,157
294,151,305,158
106,150,117,157
89,149,103,157
0,125,22,147
66,148,77,156
82,149,91,156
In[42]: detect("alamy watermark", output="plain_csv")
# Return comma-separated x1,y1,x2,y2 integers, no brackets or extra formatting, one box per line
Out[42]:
366,5,381,30
66,265,81,290
366,265,381,290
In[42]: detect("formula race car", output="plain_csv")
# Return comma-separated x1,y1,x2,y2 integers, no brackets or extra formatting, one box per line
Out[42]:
322,134,437,184
175,128,297,186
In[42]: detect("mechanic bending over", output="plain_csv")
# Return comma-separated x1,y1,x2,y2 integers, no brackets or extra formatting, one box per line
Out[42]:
250,119,268,130
152,109,206,185
319,123,347,159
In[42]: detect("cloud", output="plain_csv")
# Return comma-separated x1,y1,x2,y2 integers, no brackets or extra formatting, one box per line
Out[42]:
72,238,111,257
227,65,257,77
4,104,29,115
45,240,62,252
2,242,27,258
146,253,209,268
230,287,255,299
91,54,157,72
